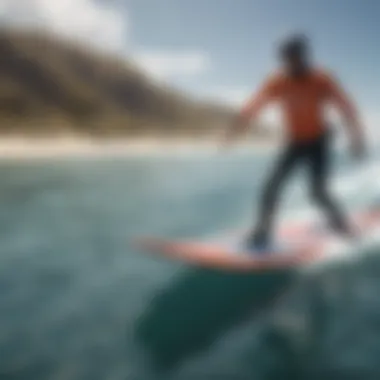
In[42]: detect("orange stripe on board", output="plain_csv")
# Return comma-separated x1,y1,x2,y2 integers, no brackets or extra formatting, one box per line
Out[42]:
137,237,323,272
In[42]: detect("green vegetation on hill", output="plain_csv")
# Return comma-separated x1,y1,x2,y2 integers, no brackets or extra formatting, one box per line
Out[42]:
0,28,233,137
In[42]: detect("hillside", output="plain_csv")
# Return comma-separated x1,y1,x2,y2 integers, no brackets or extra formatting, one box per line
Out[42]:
0,29,233,137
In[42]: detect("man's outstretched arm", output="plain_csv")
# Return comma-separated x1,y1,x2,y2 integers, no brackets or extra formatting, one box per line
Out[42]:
327,75,366,159
222,78,278,147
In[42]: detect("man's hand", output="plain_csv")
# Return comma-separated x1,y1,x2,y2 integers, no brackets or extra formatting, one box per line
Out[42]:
348,121,366,160
220,115,247,151
350,137,366,161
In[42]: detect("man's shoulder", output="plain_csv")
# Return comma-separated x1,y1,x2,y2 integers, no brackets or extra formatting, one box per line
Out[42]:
265,70,287,86
311,67,336,84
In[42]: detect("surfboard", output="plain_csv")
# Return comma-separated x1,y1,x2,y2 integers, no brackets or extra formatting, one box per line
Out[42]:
137,206,380,272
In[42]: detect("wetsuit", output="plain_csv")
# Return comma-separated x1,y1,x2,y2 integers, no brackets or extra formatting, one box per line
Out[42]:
240,69,355,246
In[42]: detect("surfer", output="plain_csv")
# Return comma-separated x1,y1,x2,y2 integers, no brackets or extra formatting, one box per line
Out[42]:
224,34,366,249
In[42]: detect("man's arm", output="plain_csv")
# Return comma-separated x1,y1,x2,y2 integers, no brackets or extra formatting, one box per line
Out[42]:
223,77,278,146
326,75,366,158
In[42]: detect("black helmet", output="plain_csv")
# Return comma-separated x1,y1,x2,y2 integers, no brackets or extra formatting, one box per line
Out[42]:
279,34,309,58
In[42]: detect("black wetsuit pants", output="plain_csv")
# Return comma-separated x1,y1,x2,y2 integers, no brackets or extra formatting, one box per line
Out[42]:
253,130,349,243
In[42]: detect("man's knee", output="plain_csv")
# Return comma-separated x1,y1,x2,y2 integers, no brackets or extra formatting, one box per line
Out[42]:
261,177,284,207
310,184,325,202
309,186,330,205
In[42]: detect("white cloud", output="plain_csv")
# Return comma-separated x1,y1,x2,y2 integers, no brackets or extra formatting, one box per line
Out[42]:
132,50,211,81
0,0,128,52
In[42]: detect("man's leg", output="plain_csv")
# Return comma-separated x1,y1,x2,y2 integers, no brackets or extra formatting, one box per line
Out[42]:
307,132,352,236
249,144,302,247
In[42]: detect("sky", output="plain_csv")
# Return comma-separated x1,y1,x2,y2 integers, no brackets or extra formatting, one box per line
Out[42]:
0,0,379,127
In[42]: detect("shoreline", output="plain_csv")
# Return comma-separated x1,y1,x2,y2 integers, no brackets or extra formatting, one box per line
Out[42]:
0,137,278,159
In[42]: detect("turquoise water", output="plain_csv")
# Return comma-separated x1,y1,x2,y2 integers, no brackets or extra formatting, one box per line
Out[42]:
0,150,380,380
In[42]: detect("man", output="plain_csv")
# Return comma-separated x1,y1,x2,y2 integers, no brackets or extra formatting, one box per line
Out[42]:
225,34,366,250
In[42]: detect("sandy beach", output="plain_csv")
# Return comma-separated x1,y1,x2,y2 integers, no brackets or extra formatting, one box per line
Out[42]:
0,136,278,159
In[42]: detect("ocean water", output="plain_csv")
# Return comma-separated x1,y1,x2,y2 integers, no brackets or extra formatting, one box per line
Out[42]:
0,148,380,380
